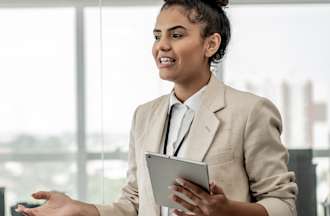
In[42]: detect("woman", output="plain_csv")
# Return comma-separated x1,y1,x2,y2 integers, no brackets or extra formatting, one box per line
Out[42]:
17,0,297,216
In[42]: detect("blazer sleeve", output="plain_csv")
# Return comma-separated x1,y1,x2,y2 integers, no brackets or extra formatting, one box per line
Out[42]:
95,107,140,216
243,98,298,216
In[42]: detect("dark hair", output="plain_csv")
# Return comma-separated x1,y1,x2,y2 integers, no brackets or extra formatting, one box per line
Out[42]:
161,0,231,64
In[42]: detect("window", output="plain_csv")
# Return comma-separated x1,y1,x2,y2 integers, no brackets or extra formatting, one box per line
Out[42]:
225,5,330,215
84,6,172,203
0,2,329,216
0,7,77,216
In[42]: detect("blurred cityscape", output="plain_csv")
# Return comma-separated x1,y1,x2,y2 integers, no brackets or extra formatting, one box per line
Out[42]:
229,79,329,149
226,77,330,215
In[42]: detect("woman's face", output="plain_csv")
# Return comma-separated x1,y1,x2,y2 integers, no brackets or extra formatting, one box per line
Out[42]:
152,5,209,85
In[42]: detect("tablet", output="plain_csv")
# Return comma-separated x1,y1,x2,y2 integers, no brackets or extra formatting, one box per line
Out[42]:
145,152,209,210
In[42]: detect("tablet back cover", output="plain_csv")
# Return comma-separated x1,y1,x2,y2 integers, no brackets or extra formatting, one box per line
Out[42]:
145,152,209,210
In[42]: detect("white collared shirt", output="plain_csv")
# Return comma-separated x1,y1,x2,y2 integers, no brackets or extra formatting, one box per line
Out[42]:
165,86,206,156
161,85,207,216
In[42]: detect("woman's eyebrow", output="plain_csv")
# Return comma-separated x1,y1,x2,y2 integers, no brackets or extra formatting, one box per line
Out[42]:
168,25,186,32
153,25,187,33
153,29,161,34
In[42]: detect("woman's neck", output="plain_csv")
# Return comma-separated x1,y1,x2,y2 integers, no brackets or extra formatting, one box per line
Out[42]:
174,71,211,103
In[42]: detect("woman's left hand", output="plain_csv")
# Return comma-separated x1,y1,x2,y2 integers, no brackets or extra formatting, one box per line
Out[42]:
170,178,232,216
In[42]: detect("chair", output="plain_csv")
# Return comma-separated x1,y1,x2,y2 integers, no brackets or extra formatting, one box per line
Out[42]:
322,197,330,216
0,187,5,216
288,149,317,216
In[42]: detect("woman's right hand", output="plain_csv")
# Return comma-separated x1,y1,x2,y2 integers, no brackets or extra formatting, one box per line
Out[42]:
15,191,99,216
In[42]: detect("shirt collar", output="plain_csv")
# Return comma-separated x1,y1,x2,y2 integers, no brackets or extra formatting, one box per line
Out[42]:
168,85,207,113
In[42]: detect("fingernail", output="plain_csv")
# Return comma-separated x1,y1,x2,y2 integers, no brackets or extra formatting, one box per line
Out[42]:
175,178,184,186
168,185,174,190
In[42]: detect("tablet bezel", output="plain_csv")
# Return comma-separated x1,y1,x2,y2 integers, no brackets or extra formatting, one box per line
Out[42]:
145,151,210,210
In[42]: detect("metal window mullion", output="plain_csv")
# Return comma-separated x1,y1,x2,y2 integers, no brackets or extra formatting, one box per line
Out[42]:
1,0,330,7
75,5,87,202
0,152,128,162
2,150,330,161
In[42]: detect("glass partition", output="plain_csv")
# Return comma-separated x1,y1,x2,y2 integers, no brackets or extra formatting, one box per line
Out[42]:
225,5,330,216
0,7,77,216
0,2,329,216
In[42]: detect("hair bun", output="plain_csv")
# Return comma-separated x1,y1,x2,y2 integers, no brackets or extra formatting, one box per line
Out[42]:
202,0,229,8
216,0,229,7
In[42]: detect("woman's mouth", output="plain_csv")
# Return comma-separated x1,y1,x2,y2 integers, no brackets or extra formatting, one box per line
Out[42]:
158,57,176,68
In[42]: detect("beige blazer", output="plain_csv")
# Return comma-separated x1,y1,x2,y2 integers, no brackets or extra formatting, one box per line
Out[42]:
96,74,298,216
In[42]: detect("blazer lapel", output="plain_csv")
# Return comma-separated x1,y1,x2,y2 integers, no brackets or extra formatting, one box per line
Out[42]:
182,74,226,162
139,95,169,216
142,94,169,153
139,74,225,216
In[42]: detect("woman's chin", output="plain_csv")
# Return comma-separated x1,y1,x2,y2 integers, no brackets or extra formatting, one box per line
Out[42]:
158,71,177,82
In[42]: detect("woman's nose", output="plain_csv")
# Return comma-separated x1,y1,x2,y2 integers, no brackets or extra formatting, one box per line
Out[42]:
157,37,171,51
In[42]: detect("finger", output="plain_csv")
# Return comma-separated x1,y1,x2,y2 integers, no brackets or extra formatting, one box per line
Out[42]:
15,205,26,213
171,194,203,215
20,211,31,216
172,208,193,216
16,206,37,216
32,191,51,200
176,178,210,200
210,182,224,195
170,185,201,205
23,208,38,216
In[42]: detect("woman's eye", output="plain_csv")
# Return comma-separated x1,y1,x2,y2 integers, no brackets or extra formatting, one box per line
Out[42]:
172,33,183,39
154,35,161,41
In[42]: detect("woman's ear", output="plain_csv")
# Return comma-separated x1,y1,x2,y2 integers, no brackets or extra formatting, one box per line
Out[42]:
205,33,221,58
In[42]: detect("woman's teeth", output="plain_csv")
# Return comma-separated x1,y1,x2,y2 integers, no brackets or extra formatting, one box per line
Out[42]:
160,57,175,65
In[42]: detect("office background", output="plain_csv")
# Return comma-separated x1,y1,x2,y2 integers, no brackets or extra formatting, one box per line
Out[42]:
0,0,329,215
